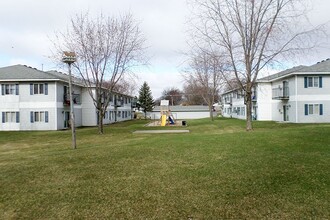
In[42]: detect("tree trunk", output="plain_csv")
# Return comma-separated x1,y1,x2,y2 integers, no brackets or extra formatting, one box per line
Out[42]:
98,110,104,134
246,92,253,131
209,105,214,121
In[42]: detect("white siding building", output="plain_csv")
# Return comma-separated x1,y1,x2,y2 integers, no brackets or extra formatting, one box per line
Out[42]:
150,105,211,120
222,60,330,123
0,65,134,131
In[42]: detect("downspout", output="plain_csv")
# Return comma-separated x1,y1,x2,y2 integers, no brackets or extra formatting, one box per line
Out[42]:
295,75,298,123
54,81,58,130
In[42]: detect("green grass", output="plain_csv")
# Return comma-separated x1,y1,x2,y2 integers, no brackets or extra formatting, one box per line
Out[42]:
0,118,329,219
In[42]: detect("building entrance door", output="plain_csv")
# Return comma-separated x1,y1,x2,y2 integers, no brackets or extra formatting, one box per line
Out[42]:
64,111,70,128
253,106,258,120
283,105,289,121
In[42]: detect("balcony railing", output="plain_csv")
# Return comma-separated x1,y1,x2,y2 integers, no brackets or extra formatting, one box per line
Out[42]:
272,87,289,100
63,93,81,105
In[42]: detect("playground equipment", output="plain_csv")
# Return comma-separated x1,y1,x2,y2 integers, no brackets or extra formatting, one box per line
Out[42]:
160,100,176,126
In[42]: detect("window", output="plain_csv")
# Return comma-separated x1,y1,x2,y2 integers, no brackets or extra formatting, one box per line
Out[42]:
305,104,323,115
307,77,318,87
35,112,45,122
30,83,48,95
118,111,121,118
2,112,19,123
35,84,43,94
304,76,322,88
63,85,69,99
308,104,314,115
104,111,108,119
241,107,245,116
30,111,49,123
1,84,19,95
235,107,246,116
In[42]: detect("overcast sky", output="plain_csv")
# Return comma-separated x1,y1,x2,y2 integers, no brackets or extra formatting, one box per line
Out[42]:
0,0,329,98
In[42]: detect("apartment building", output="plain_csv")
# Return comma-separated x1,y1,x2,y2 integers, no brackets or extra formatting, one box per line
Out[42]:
0,65,134,131
222,59,330,123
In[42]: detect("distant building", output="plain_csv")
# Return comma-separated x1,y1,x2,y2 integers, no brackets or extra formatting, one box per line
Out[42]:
0,65,133,131
222,59,330,123
150,105,211,119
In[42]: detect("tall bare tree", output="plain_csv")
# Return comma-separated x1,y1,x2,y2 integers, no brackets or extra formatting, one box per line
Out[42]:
183,49,225,120
182,83,206,105
54,12,146,134
161,87,183,106
190,0,322,130
112,75,138,96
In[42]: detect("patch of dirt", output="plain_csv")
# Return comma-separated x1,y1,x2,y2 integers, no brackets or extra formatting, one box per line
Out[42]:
146,120,186,127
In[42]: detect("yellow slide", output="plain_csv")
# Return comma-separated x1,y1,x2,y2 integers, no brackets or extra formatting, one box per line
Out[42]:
161,114,167,126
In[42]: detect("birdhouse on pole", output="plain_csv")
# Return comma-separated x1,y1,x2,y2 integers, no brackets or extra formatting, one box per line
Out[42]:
61,51,77,149
62,51,76,64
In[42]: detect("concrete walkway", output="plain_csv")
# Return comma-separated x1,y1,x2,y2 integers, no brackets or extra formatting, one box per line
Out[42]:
133,130,190,134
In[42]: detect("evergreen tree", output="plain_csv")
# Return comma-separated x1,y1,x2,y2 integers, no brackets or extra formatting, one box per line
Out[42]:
138,82,154,119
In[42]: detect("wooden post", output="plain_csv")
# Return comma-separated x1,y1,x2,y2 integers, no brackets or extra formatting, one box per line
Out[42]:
62,51,77,149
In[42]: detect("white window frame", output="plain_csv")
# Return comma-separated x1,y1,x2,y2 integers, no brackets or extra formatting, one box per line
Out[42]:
34,111,45,122
307,104,320,115
5,112,16,123
104,111,108,120
2,112,19,123
33,83,44,94
4,84,17,95
307,77,319,88
241,107,245,116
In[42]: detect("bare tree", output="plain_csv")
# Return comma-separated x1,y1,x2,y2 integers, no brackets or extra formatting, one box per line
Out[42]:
223,77,246,93
104,74,138,96
54,12,146,134
190,0,323,130
161,87,183,106
183,49,225,120
182,83,206,105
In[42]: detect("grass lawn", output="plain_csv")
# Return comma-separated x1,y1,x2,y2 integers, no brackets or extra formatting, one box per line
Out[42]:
0,118,329,219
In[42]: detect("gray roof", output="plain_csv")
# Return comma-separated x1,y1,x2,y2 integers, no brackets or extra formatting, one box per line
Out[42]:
258,65,307,81
300,58,330,72
0,65,60,80
0,65,84,86
47,70,85,86
259,59,330,82
0,64,134,97
46,70,71,81
153,105,209,112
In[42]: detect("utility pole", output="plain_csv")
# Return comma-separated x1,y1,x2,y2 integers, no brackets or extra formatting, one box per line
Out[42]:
62,51,77,149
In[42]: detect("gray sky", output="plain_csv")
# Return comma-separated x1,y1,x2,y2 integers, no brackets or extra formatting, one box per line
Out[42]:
0,0,329,98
